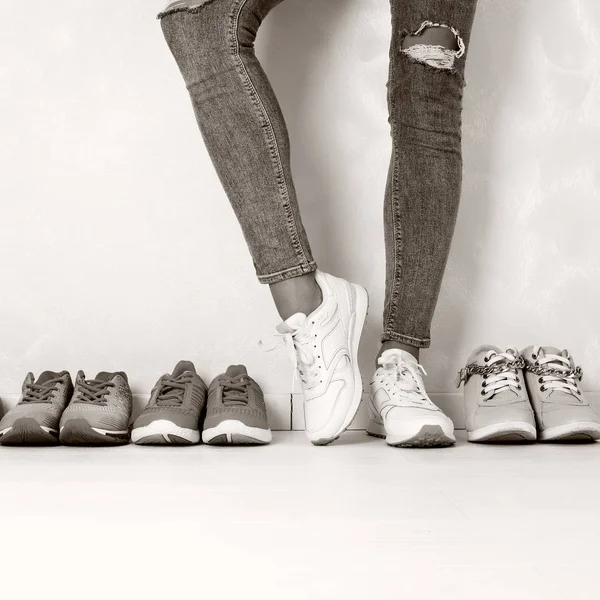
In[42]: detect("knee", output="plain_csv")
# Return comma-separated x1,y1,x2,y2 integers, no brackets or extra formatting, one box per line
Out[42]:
400,21,465,71
159,0,247,85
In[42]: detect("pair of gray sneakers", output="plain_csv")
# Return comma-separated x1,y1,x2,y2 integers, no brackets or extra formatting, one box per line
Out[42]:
0,370,133,446
131,361,271,445
459,345,600,442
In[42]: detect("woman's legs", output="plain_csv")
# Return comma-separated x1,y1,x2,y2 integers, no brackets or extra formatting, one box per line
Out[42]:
159,0,319,319
381,0,478,361
160,0,368,445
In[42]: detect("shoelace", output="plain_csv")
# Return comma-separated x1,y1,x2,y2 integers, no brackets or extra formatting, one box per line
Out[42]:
378,355,432,409
481,348,522,399
529,345,581,399
76,380,114,405
260,324,321,390
221,378,250,406
156,375,192,407
22,377,63,403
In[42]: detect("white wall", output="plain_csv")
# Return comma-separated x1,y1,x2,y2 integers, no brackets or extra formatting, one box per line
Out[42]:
1,0,599,426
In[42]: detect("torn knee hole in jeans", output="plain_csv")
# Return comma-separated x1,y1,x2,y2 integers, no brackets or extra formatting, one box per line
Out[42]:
401,21,465,70
157,0,216,19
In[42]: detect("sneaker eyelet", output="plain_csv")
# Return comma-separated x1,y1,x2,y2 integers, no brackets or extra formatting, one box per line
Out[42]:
517,385,522,390
532,353,537,360
540,386,545,392
538,378,543,384
483,375,488,380
484,357,489,363
480,390,486,396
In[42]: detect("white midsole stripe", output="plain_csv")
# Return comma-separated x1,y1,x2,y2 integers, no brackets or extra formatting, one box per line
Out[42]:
131,420,200,444
202,420,272,443
91,427,129,436
1,425,57,435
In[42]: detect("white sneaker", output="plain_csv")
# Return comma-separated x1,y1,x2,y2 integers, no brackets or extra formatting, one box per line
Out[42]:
367,349,455,447
264,270,368,445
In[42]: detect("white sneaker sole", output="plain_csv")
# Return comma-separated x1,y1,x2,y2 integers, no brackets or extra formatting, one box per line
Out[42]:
366,418,456,448
202,420,272,445
308,282,369,446
539,422,600,442
467,422,537,443
131,419,200,445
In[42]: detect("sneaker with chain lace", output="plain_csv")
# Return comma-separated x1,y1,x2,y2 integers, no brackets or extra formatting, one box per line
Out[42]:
0,371,73,445
59,371,133,445
460,345,536,442
522,345,600,441
261,270,368,446
202,365,271,445
367,349,455,447
132,360,207,445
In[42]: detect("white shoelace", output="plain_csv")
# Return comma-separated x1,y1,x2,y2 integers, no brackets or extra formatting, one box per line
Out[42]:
532,345,580,398
482,348,521,397
377,355,432,410
260,326,320,390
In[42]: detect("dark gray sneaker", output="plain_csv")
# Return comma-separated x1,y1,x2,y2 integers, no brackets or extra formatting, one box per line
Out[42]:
203,365,272,445
132,361,207,445
0,371,73,445
59,371,133,445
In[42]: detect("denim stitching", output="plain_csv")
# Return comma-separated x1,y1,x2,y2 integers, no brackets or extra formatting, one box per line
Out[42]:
257,262,318,285
382,330,431,348
228,0,310,269
384,19,404,338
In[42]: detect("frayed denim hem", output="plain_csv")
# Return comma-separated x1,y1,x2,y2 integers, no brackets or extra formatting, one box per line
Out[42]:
157,0,216,20
257,262,318,285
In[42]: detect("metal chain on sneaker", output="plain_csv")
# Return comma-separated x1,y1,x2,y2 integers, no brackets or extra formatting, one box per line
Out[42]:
522,360,583,381
457,356,525,388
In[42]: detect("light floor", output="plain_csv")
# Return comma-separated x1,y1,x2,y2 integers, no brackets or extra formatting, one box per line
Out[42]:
0,431,597,600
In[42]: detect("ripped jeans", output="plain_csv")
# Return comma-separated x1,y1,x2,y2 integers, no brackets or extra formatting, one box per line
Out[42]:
159,0,478,348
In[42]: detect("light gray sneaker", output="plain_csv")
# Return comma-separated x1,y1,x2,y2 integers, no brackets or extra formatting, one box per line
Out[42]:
131,360,207,445
59,371,133,445
459,345,536,443
203,365,271,445
0,371,73,445
522,345,600,441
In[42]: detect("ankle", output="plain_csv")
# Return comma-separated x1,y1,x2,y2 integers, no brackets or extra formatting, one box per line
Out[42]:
270,273,323,321
376,341,420,367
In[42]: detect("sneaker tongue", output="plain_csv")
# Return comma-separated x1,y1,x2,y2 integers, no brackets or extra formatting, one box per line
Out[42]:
276,313,307,335
172,360,196,378
379,349,417,366
225,365,247,379
468,345,503,365
95,371,115,382
36,371,61,385
542,346,565,358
